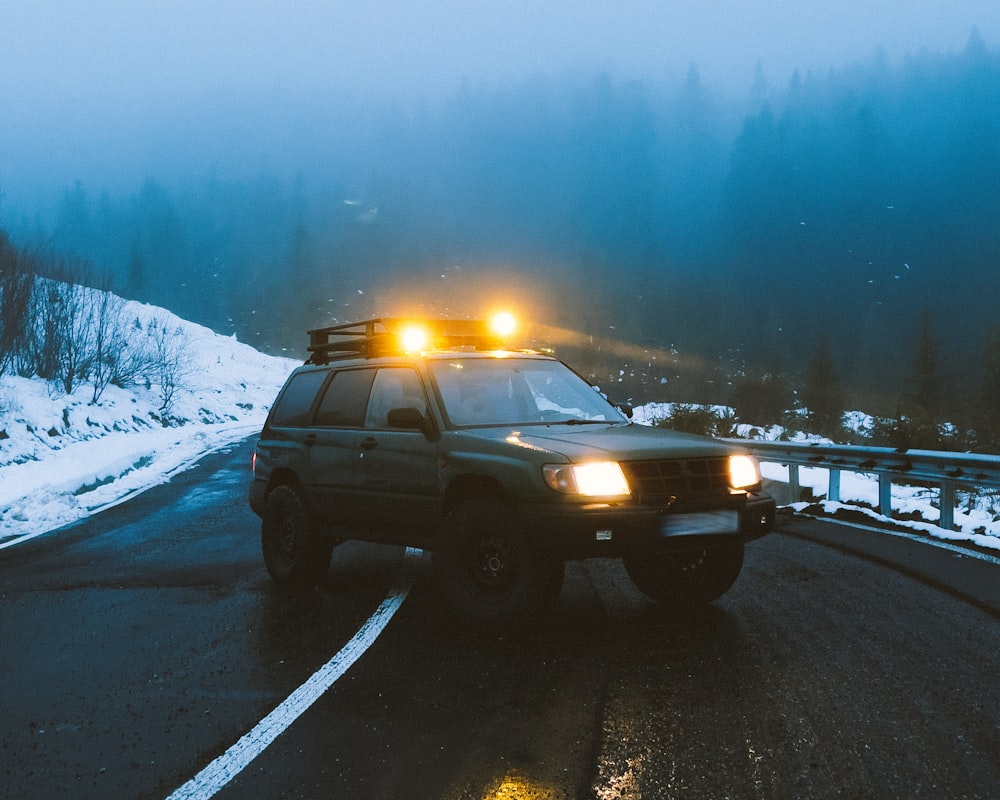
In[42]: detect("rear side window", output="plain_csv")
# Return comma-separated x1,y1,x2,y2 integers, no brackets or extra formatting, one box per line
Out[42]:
269,370,328,427
314,368,376,427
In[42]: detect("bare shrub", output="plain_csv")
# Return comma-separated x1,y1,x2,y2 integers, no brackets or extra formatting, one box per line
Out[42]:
88,290,130,402
23,277,97,395
0,234,193,413
0,234,36,377
16,253,103,395
144,317,193,413
25,277,69,384
110,316,153,388
53,280,94,395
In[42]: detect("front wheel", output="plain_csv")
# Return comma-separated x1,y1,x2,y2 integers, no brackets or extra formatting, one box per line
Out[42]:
261,485,332,592
623,541,744,605
432,498,564,622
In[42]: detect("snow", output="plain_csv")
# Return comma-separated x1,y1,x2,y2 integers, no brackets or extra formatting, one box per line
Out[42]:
0,299,298,548
2,296,997,553
632,402,1000,551
758,462,1000,551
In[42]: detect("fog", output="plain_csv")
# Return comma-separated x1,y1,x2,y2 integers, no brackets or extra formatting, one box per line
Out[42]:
3,0,996,203
2,1,1000,428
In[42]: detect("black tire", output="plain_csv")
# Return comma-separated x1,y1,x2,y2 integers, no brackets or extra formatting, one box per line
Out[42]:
623,541,744,605
261,485,332,592
432,498,564,622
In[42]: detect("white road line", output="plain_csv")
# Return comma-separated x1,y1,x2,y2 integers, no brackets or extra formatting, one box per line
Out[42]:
0,530,53,550
165,547,423,800
809,516,1000,566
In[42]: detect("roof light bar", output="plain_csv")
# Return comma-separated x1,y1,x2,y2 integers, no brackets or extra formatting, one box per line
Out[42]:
305,317,517,363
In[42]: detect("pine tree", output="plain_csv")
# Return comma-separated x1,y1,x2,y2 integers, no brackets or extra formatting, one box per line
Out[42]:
975,325,1000,452
909,308,942,418
803,334,844,438
126,240,147,298
901,308,944,449
729,370,793,427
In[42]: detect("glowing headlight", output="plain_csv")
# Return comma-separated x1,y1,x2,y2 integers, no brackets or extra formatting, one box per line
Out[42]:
728,454,761,489
543,462,631,497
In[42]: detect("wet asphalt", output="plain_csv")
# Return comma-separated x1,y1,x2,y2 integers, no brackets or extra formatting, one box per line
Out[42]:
2,437,999,799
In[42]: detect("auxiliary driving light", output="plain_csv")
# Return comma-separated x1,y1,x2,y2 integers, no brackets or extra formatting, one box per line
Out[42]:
399,325,430,353
490,311,517,339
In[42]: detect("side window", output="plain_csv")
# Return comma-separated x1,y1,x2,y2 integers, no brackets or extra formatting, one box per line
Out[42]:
269,370,328,427
314,368,376,427
364,368,426,429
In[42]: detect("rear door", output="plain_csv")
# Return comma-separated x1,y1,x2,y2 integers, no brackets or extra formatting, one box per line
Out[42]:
303,367,376,527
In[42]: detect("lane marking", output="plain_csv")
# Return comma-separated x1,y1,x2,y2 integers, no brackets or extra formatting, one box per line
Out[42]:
805,515,1000,566
165,547,423,800
0,529,54,550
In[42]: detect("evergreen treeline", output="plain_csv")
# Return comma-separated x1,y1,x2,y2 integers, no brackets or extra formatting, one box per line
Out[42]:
3,33,999,448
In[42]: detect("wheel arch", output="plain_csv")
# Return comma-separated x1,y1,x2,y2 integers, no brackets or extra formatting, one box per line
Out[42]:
266,468,303,498
442,474,512,516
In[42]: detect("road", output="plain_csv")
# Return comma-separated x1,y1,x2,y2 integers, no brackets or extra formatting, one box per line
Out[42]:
2,437,999,799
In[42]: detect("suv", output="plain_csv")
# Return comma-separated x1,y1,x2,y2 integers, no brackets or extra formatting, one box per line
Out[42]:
249,318,775,620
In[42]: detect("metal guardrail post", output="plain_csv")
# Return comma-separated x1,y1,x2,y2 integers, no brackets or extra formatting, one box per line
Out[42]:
878,474,893,517
788,464,801,500
828,469,841,503
940,481,956,530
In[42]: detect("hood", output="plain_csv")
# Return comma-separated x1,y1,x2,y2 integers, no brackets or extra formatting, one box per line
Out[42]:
461,422,743,463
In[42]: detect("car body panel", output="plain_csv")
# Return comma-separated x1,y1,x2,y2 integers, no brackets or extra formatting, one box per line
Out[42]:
250,344,776,558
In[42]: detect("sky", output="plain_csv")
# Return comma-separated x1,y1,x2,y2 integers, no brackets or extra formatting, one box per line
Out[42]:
2,0,999,211
4,0,998,98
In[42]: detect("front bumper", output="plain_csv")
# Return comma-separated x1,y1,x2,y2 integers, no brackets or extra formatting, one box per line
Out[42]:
517,491,776,559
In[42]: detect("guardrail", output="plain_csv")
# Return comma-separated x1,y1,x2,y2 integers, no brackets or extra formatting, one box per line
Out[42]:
724,439,1000,530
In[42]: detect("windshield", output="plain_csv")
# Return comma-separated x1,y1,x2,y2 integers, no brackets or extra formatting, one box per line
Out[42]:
429,356,628,427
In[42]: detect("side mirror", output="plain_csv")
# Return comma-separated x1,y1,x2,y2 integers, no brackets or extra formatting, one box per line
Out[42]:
386,406,428,430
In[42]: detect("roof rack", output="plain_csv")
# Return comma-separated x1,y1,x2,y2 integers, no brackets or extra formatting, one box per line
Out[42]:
305,318,506,364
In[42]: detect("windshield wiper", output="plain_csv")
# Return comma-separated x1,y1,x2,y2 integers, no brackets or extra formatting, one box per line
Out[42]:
561,419,612,425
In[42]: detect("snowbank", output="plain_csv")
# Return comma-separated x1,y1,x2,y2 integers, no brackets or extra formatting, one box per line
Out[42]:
0,300,297,547
632,403,1000,551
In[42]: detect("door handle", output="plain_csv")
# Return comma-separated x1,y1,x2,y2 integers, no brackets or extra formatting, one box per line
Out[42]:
360,437,378,451
303,433,318,446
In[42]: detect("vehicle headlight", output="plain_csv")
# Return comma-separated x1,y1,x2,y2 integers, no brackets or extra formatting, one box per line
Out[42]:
728,454,761,490
543,462,631,497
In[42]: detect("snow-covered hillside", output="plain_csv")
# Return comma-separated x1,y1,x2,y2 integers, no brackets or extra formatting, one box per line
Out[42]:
0,299,297,547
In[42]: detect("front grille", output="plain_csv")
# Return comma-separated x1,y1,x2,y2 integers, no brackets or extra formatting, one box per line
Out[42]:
620,457,731,504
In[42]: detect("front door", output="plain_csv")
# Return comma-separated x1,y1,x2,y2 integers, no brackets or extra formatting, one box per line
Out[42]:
356,366,441,540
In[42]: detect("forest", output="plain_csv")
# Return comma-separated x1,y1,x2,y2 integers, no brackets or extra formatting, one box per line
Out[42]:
2,31,999,450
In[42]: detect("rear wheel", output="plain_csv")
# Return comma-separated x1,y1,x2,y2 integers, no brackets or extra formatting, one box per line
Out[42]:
261,485,332,592
623,541,744,605
432,498,564,622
